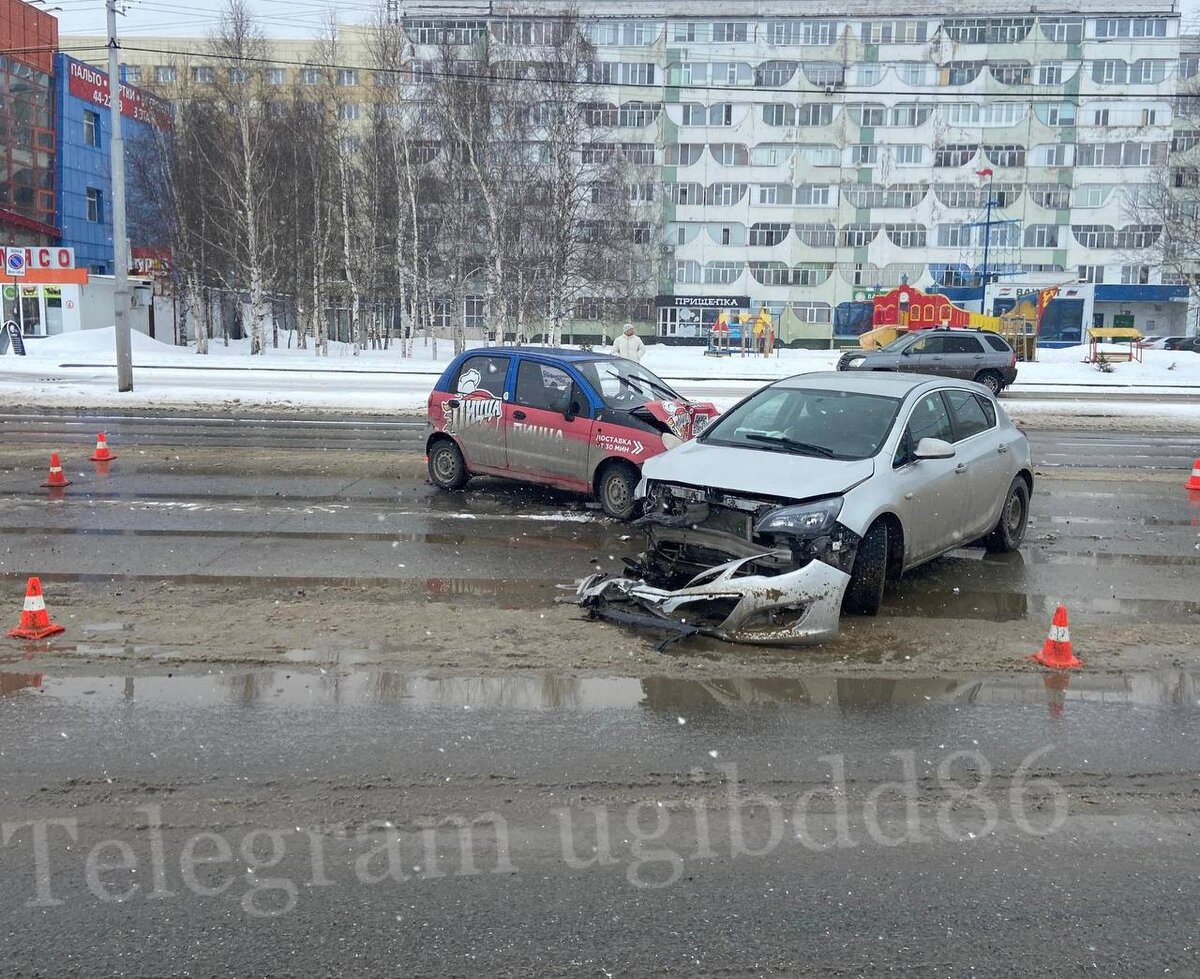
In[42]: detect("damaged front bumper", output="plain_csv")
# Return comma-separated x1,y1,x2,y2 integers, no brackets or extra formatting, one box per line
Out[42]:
576,553,850,646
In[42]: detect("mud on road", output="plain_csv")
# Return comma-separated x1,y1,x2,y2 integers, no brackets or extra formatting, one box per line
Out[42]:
0,439,1197,680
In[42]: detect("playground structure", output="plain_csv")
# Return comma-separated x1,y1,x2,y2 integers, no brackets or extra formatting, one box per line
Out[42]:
853,283,1059,363
705,306,778,358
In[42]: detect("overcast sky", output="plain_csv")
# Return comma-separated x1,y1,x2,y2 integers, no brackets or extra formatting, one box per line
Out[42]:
50,0,1200,40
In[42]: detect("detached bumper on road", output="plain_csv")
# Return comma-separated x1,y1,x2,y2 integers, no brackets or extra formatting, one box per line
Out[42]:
576,555,849,645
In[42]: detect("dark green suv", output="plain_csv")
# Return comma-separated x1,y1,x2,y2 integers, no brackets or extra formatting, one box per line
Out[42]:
836,328,1018,394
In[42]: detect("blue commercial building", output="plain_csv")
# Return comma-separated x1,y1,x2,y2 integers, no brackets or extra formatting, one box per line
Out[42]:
53,54,166,275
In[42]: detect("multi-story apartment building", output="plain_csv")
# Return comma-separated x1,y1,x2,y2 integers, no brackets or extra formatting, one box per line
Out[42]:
65,0,1196,344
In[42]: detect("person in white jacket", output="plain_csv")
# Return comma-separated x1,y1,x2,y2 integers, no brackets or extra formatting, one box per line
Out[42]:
611,323,645,363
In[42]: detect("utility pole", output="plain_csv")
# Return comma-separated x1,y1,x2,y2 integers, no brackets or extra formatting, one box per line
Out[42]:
106,0,133,391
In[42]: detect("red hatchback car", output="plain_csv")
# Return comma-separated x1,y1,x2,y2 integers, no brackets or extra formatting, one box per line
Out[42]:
426,349,718,518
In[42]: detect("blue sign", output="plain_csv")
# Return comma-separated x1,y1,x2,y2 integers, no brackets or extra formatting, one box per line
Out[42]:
4,250,25,277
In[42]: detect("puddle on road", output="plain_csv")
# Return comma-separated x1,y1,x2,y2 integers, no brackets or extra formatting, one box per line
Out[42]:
2,669,1197,712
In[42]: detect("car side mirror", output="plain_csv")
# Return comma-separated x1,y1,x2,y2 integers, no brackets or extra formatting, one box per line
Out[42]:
914,437,955,460
564,401,580,422
900,347,913,356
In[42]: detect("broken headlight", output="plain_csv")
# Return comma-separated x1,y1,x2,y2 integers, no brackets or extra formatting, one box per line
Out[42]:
754,497,843,539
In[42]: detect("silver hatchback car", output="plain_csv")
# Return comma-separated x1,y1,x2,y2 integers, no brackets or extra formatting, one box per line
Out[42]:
578,372,1033,644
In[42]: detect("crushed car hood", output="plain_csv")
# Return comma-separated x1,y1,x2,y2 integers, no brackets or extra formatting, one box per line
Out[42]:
641,439,875,499
632,400,719,441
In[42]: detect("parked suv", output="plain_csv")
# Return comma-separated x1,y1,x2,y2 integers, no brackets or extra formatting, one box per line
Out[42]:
837,328,1018,393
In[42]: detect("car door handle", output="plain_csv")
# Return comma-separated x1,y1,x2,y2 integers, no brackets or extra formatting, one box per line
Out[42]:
997,443,1009,454
955,463,968,474
513,410,527,421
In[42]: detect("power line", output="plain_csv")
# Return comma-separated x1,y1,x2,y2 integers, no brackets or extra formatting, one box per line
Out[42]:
7,38,1200,105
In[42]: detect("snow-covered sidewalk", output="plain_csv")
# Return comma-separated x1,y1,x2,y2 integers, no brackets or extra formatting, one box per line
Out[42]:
1,328,1199,423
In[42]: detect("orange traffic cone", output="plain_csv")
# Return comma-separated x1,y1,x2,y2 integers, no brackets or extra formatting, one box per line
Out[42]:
1030,605,1082,669
41,452,71,488
90,433,116,462
8,577,65,640
1186,458,1200,492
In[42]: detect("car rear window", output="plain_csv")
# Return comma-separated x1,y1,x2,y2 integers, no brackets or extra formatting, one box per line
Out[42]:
984,334,1012,352
944,389,995,440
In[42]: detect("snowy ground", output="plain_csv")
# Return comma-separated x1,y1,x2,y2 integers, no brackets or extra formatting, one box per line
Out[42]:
1,328,1199,422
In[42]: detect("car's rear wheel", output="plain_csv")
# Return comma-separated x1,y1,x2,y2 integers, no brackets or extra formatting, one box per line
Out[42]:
597,462,639,520
984,477,1029,553
428,439,469,491
974,369,1003,394
843,520,888,616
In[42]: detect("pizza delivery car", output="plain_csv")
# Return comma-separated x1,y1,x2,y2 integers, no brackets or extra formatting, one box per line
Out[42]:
426,350,718,519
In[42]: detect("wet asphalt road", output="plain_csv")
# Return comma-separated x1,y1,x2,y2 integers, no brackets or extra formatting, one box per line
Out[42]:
0,411,1197,975
1,669,1200,976
2,407,1199,467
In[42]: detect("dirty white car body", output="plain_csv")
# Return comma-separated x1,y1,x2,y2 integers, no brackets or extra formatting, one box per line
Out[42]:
577,372,1033,644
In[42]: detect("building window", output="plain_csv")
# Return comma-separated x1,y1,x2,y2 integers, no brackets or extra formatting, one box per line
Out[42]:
796,184,832,206
1024,224,1061,248
795,223,837,247
704,261,743,285
711,22,749,43
83,110,100,148
1095,17,1168,39
1030,184,1071,209
1133,61,1167,84
893,145,925,166
301,68,321,85
86,188,103,223
749,223,790,246
1037,62,1063,85
155,65,177,84
839,224,879,247
1040,17,1083,43
796,103,834,127
1077,265,1105,284
192,66,213,83
860,20,927,44
983,144,1025,168
792,301,832,323
337,69,358,86
1121,266,1151,284
1093,60,1127,85
266,67,286,85
934,145,977,168
338,103,360,121
889,104,931,127
124,65,142,83
849,144,879,166
885,224,927,248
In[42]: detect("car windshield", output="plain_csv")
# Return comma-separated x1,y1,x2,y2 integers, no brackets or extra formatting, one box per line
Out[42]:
576,359,682,408
700,386,902,460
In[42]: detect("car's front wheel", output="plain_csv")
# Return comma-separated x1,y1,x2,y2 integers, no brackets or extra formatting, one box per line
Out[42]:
984,477,1029,553
597,462,639,520
428,439,469,491
843,520,889,616
974,369,1004,394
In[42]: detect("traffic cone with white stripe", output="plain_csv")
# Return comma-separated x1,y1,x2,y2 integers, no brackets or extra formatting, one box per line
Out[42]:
1030,604,1082,669
41,452,71,489
90,433,116,462
8,577,65,640
1186,458,1200,492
